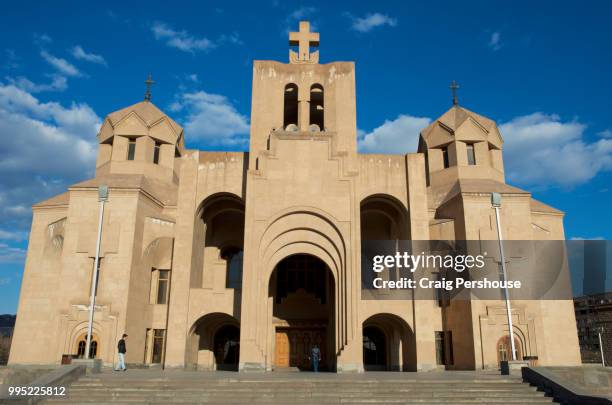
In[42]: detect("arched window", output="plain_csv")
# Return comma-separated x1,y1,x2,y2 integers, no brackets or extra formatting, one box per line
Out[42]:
283,83,298,130
221,246,243,289
76,336,98,358
309,84,324,131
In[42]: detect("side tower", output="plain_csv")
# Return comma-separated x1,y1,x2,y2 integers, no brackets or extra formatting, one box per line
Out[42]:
10,92,183,366
420,96,581,369
239,21,363,372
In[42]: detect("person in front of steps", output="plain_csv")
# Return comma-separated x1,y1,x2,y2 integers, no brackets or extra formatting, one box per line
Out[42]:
311,344,321,372
115,333,128,371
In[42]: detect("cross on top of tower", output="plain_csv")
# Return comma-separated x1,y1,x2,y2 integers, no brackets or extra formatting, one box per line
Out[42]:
450,80,460,106
144,73,155,102
289,21,320,64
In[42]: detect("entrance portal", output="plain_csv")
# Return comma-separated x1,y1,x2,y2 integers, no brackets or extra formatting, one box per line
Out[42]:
270,254,335,371
214,325,240,371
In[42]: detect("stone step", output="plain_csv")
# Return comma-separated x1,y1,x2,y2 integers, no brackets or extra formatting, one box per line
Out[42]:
67,388,538,394
42,372,555,404
45,398,553,405
70,381,531,387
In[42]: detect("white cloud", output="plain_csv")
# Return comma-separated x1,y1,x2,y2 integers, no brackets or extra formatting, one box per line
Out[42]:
488,31,502,51
40,51,81,77
71,46,107,65
0,229,27,241
358,115,431,154
598,129,612,138
0,83,100,230
33,33,52,46
570,236,605,240
284,7,318,35
290,6,317,20
0,243,26,264
350,13,397,33
186,74,199,83
6,75,67,93
500,113,612,187
151,22,215,53
173,90,249,147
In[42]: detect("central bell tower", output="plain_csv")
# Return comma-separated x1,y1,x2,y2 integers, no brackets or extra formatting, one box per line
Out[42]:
247,20,358,169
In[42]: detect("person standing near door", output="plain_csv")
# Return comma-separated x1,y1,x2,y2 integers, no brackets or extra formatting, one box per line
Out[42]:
115,334,128,371
311,344,321,372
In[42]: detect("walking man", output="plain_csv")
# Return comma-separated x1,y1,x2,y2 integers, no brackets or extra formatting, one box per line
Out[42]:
311,344,321,372
115,334,128,371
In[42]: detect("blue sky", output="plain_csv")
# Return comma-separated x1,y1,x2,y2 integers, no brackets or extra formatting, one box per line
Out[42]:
0,1,611,313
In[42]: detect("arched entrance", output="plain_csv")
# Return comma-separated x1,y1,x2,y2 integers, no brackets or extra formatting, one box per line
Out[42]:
188,313,240,371
363,326,386,370
269,254,335,371
214,325,240,371
497,335,523,364
362,313,416,371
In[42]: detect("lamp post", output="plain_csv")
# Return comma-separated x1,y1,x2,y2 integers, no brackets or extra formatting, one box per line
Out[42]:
596,325,605,367
85,185,108,359
492,192,517,361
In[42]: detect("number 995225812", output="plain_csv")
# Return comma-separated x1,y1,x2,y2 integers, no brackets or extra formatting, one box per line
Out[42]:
8,386,67,396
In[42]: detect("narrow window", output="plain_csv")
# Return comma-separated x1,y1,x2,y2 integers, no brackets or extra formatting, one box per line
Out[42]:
466,143,476,165
442,147,450,169
221,247,243,289
151,329,165,364
156,270,170,304
127,138,136,161
309,84,324,131
153,142,161,164
435,331,445,365
283,83,298,130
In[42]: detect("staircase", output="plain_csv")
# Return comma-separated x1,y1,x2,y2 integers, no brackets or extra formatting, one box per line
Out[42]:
44,370,555,404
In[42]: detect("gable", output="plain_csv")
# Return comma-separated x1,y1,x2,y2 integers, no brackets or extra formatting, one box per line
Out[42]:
114,111,148,136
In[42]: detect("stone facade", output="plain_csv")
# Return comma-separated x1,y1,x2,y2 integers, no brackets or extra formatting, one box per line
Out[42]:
9,21,581,372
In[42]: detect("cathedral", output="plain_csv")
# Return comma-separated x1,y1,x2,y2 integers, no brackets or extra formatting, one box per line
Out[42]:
9,22,581,372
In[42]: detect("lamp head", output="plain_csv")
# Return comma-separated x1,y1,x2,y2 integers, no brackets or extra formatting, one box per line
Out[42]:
98,185,109,202
491,192,502,207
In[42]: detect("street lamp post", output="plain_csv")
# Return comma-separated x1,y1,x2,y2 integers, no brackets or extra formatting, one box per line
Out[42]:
85,185,108,359
492,192,517,361
596,325,605,367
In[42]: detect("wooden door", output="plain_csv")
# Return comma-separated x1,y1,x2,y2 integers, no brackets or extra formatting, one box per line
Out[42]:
275,330,290,367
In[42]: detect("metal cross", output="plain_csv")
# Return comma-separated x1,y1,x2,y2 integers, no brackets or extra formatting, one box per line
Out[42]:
289,21,320,62
144,73,155,101
450,80,460,106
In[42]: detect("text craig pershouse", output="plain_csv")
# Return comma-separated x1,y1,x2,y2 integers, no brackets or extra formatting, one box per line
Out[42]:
370,251,521,290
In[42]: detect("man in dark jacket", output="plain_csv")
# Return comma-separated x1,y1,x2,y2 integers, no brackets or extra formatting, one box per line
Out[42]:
115,334,128,371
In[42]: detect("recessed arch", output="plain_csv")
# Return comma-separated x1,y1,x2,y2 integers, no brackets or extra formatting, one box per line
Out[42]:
269,253,336,371
363,313,416,371
188,312,240,371
283,83,298,130
309,83,324,131
193,192,245,290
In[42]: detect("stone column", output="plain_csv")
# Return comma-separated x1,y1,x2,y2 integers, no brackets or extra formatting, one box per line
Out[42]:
406,153,437,371
164,153,198,368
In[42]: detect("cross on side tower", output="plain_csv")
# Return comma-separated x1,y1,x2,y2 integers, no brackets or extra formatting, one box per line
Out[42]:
450,80,460,106
144,73,155,101
289,21,320,64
